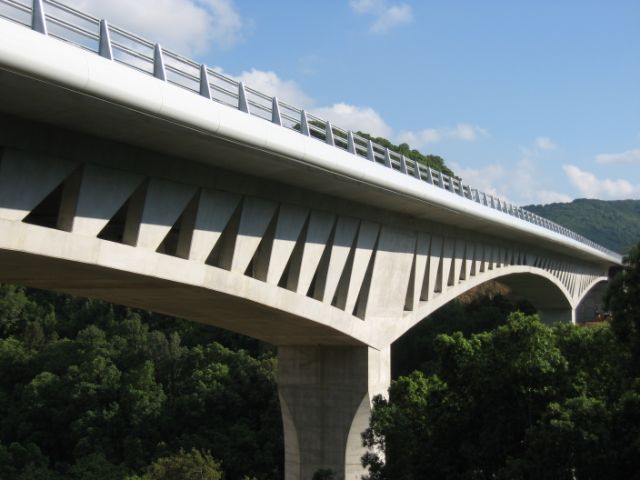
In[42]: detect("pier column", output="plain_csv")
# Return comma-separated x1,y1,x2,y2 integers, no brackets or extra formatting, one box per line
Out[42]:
277,345,390,480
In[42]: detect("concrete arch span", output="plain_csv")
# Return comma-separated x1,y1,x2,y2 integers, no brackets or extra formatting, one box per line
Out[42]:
574,279,610,323
0,219,371,347
386,266,571,344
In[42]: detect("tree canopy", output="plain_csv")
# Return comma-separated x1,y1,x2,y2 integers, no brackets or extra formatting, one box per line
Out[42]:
0,285,282,479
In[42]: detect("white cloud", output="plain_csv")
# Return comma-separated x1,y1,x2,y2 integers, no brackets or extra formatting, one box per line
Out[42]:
396,129,441,146
221,69,393,138
349,0,413,34
536,191,572,204
66,0,246,55
563,165,640,199
450,162,506,200
349,0,385,14
450,123,488,141
595,148,640,164
371,4,413,33
311,103,393,138
451,158,572,206
397,124,488,148
235,69,313,107
535,136,557,150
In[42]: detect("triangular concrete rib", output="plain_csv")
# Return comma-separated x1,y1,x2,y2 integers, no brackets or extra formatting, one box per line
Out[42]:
188,189,241,262
136,178,197,250
343,221,380,315
0,149,76,221
452,239,465,286
426,235,443,301
409,232,430,310
440,237,455,292
231,196,278,274
363,227,416,320
478,245,485,272
266,204,309,285
72,164,144,236
322,216,360,304
496,247,505,269
464,242,474,279
294,210,335,295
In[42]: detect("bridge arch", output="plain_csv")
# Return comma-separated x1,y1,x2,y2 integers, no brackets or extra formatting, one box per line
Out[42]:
387,265,579,345
0,219,371,347
574,278,610,323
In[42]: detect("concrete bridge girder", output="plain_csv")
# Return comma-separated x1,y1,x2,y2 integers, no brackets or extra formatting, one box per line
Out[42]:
0,141,607,343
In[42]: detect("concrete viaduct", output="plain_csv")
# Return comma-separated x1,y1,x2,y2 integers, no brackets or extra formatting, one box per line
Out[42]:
0,2,622,478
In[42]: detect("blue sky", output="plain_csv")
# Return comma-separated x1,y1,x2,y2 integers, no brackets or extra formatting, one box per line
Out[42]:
68,0,640,206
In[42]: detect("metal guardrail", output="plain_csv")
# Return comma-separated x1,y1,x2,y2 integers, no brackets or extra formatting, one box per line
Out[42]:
0,0,620,259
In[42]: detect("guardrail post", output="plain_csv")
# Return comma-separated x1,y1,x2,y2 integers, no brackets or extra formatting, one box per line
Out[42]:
366,140,375,162
272,97,282,125
98,20,113,60
300,110,310,136
383,148,392,168
31,0,47,34
426,167,434,184
347,132,356,154
413,160,421,179
199,65,212,99
153,44,166,81
325,122,335,146
399,155,408,174
238,82,250,113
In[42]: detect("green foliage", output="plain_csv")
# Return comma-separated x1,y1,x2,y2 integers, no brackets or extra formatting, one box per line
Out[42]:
67,453,130,480
392,294,534,377
605,243,640,371
144,448,222,480
0,284,282,479
312,468,336,480
365,307,640,479
525,199,640,253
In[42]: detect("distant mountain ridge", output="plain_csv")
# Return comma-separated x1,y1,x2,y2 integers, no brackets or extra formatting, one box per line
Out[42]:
524,199,640,254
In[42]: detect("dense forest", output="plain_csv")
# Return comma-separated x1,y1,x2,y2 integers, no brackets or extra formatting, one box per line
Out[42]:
525,199,640,253
0,287,282,479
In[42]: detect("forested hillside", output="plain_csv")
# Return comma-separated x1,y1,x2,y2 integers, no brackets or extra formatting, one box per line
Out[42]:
525,199,640,253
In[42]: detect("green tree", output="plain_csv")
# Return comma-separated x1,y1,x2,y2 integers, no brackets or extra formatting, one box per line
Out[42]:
364,313,577,479
68,453,131,480
0,284,282,479
145,448,223,480
605,243,640,368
